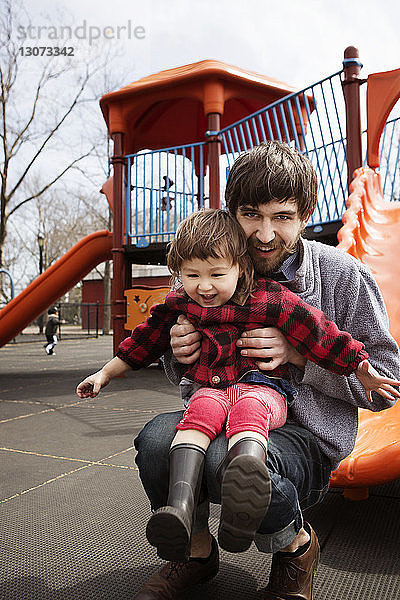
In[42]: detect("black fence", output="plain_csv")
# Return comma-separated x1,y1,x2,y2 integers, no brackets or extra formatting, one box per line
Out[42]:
58,302,109,339
9,303,113,343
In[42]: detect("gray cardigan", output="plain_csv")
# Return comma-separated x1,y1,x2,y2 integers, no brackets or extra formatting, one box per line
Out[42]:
164,239,400,466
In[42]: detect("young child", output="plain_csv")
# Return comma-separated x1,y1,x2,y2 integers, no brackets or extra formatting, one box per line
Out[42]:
44,307,59,355
76,209,400,560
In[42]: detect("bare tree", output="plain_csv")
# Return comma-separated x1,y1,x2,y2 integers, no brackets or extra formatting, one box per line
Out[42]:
35,190,106,268
73,125,114,335
0,0,114,274
75,69,119,335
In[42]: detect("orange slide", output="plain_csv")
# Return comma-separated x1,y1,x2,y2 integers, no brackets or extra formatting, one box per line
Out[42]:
330,167,400,499
0,230,113,347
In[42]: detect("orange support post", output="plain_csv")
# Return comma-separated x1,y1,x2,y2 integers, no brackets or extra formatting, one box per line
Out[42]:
111,132,128,355
206,113,221,209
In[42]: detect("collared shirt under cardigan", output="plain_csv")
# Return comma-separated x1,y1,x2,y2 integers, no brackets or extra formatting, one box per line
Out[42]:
117,276,368,390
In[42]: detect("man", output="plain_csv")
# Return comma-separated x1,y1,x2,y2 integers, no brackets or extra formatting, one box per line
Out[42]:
133,141,400,599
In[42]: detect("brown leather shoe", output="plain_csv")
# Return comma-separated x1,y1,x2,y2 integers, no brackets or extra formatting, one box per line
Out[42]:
261,524,320,600
133,535,219,599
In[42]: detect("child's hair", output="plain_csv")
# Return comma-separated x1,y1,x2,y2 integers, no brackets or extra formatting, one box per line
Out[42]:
167,209,254,303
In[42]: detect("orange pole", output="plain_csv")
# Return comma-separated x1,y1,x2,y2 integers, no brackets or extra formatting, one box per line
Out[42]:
342,46,364,191
111,132,127,355
207,113,221,209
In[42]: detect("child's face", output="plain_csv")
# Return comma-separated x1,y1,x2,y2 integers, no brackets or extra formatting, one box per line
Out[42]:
180,257,240,307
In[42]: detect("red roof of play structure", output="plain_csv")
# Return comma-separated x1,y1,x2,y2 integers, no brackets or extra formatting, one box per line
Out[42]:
100,60,309,154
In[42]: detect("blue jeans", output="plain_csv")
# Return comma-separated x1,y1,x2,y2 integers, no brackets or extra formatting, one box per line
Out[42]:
134,411,332,553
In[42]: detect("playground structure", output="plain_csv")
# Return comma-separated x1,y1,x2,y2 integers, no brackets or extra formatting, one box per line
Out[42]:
99,58,317,350
330,165,400,499
0,47,400,498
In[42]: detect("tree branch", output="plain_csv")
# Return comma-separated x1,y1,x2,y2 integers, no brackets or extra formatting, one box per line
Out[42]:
8,74,44,156
7,68,93,201
7,146,95,218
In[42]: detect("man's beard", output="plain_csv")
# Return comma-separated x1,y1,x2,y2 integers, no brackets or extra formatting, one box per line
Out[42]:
247,233,301,276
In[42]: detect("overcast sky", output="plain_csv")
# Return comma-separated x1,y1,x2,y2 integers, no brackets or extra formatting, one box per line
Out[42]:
32,0,400,92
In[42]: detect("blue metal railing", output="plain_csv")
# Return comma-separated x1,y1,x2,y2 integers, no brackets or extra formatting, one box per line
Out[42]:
379,116,400,202
124,77,399,246
361,115,400,202
219,71,348,225
125,142,206,246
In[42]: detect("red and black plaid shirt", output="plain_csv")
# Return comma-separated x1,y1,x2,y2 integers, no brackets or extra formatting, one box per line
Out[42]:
117,278,368,389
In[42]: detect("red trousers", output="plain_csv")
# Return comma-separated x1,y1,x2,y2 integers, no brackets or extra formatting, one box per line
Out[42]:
176,383,287,441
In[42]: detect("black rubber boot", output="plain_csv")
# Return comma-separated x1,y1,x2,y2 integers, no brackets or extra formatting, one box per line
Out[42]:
216,437,271,553
146,443,206,561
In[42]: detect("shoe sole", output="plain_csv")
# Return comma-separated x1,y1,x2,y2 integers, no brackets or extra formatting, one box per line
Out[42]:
219,455,271,553
146,506,190,561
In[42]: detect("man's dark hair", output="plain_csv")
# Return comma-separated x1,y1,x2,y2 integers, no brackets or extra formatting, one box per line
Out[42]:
48,307,57,315
225,141,318,220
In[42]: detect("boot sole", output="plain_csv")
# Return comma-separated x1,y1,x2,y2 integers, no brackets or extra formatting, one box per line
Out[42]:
146,506,190,561
219,455,271,553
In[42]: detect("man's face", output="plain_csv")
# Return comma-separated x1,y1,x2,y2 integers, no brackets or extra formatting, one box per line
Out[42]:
235,199,307,275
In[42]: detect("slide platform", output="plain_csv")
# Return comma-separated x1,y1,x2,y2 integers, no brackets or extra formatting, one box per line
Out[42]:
0,230,113,347
331,167,400,499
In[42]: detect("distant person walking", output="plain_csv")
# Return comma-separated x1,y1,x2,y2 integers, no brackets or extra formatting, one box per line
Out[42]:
44,307,59,355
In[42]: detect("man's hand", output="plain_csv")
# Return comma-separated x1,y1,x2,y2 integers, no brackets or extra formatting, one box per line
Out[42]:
237,327,307,371
170,314,202,364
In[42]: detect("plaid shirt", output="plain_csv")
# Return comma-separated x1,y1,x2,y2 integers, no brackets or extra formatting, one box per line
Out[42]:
117,278,368,389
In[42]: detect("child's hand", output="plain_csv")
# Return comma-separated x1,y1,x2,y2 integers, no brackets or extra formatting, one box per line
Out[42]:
76,370,111,398
355,360,400,403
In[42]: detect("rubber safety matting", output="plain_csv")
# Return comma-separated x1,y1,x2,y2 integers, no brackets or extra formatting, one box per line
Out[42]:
1,338,400,599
